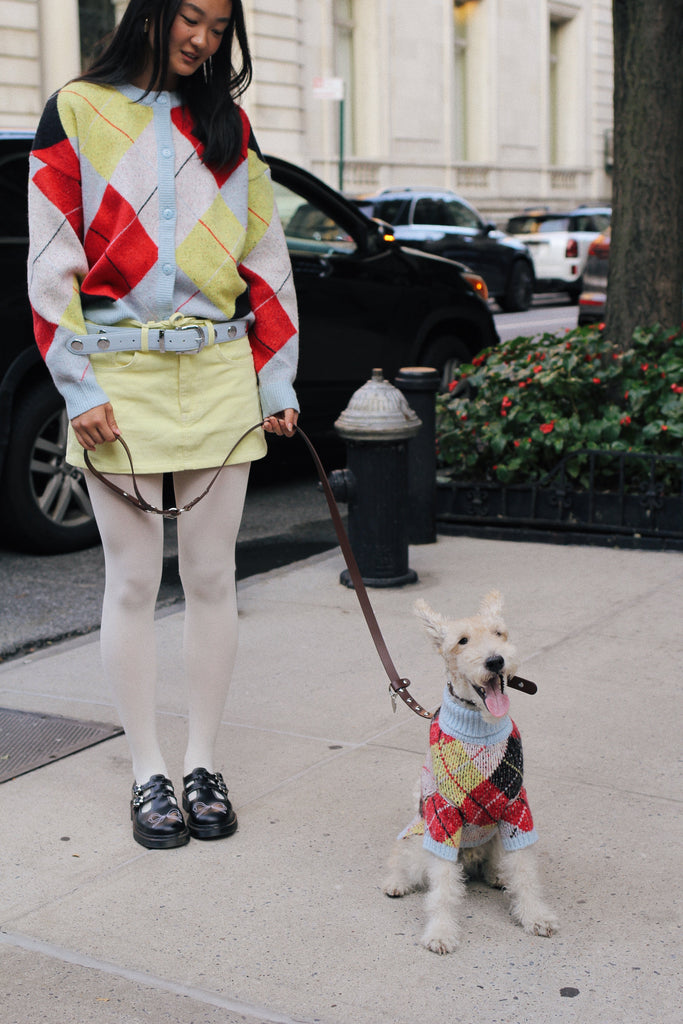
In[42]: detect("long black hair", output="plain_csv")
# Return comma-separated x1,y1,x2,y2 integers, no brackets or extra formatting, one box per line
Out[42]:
77,0,252,169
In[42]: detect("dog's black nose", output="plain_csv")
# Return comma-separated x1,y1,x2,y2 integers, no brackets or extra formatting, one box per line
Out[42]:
485,655,505,673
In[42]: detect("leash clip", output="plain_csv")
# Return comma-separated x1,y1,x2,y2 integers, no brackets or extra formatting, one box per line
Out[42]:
389,686,398,713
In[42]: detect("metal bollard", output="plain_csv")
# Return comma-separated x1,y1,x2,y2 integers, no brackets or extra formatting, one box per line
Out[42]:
328,368,421,588
394,366,440,545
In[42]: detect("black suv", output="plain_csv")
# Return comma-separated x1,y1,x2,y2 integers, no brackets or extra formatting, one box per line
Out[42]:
1,138,498,554
354,187,535,312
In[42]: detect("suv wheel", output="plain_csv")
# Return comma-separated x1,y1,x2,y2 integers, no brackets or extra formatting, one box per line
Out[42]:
422,336,472,391
498,260,534,312
2,378,100,553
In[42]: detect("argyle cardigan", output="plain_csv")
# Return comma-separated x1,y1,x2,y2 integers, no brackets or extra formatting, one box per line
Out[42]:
27,81,299,421
399,687,538,862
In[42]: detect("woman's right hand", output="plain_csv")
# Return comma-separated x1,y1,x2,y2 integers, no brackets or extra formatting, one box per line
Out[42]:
71,403,120,451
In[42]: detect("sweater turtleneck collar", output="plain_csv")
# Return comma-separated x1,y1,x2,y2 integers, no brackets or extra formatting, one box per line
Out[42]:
437,684,512,744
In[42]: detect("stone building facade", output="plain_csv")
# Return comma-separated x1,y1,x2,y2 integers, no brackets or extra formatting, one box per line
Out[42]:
0,0,614,218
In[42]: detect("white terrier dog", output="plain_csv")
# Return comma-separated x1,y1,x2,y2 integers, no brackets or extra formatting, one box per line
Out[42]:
383,590,558,954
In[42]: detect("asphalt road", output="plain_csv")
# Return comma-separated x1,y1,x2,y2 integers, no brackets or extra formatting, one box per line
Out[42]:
0,462,339,663
0,298,578,663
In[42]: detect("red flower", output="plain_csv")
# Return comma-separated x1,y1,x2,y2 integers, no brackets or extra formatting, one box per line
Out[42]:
501,396,513,408
514,440,521,448
518,381,526,388
539,421,555,435
662,424,669,431
598,322,606,330
620,416,631,426
592,377,601,384
624,390,630,400
448,379,458,392
641,363,649,372
671,384,683,394
533,365,543,374
472,354,486,367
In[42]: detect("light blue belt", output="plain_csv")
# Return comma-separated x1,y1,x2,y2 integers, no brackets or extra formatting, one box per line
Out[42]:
67,316,249,355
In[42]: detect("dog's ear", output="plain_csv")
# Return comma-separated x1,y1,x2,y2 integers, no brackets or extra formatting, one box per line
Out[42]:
479,589,504,621
414,598,448,651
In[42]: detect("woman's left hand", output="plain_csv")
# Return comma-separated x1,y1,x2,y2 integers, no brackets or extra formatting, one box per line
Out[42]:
263,409,299,437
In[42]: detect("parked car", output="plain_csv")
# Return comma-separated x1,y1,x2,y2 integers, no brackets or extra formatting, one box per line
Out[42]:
578,227,610,325
353,188,535,313
505,206,611,302
0,137,498,554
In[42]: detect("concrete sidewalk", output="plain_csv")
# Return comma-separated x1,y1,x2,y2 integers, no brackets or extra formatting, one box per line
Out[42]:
1,535,681,1024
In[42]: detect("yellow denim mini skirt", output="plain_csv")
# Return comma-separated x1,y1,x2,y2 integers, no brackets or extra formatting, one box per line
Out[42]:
66,335,267,474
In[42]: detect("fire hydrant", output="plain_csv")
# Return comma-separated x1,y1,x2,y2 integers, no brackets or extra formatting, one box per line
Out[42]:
328,368,421,587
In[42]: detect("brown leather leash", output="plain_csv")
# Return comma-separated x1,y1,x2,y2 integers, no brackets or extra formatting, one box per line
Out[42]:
84,423,536,718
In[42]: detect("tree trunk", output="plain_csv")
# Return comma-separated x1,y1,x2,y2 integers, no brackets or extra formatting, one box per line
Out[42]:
606,0,683,347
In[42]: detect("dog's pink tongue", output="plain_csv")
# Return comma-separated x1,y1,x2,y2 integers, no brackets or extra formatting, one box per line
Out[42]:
484,687,510,718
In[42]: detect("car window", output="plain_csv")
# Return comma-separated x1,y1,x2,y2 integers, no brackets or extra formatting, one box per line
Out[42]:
507,215,570,234
537,217,570,232
370,198,410,226
592,213,611,232
413,197,480,229
0,150,30,237
272,181,356,255
442,198,481,229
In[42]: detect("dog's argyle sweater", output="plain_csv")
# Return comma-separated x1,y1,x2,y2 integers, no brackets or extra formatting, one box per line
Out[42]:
399,687,537,862
27,81,298,420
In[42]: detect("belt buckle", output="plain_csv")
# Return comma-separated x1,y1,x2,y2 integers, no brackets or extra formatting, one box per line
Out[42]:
159,324,205,354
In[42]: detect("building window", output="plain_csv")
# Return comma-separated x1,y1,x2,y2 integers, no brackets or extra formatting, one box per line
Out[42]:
548,7,580,167
79,0,116,69
453,2,469,160
334,0,355,156
549,19,561,165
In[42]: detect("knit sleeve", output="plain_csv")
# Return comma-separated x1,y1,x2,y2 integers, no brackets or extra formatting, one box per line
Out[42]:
28,91,109,420
499,786,538,851
238,116,299,417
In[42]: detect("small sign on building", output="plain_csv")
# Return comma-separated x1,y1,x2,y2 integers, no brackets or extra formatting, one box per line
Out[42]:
312,76,345,101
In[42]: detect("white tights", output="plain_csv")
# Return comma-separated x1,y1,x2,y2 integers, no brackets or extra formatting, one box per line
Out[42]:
87,463,250,785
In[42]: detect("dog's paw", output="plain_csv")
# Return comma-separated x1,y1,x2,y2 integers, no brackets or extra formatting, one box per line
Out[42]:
423,932,459,955
522,911,559,938
383,882,412,898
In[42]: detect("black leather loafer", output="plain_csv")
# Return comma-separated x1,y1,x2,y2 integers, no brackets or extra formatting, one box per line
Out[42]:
131,774,190,849
182,767,238,840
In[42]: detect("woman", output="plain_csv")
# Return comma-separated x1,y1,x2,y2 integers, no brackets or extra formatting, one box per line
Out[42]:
27,0,299,849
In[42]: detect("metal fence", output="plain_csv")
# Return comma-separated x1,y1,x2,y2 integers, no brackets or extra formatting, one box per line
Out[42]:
436,449,683,543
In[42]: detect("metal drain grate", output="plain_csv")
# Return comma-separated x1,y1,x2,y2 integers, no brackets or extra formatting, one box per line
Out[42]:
0,707,123,783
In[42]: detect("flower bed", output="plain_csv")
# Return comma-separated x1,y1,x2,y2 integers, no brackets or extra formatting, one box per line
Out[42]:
435,324,683,541
437,324,683,489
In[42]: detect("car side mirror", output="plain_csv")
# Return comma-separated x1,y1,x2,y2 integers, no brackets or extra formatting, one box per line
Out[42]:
483,221,496,235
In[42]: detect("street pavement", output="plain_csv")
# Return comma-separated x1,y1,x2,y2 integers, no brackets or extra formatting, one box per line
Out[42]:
1,531,681,1023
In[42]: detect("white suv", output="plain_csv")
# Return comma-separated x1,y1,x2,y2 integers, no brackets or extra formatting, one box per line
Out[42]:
505,206,611,302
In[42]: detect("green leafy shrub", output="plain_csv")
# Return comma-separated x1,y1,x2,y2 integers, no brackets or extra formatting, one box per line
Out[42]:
436,324,683,492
